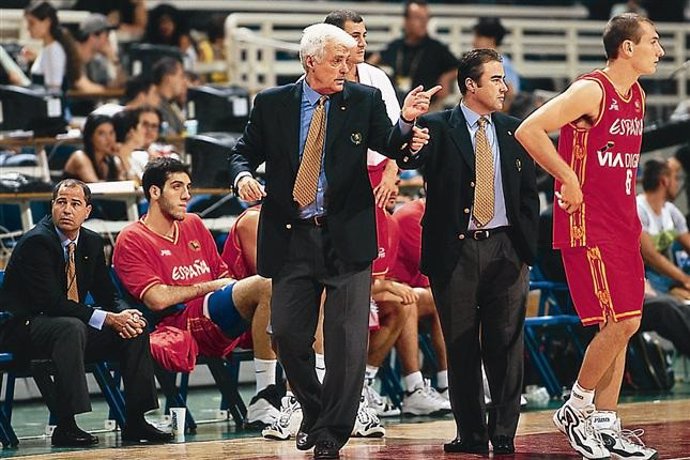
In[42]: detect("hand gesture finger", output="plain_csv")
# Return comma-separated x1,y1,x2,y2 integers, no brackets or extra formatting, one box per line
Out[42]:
422,85,443,99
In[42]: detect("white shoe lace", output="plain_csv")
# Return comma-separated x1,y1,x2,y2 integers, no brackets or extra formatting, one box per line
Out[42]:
584,416,607,449
423,379,448,404
277,398,299,426
364,382,384,407
618,427,648,450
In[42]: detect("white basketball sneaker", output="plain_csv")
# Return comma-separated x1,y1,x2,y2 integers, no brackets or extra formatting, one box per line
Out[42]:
553,402,611,460
261,395,303,441
591,412,657,460
351,395,385,438
362,379,401,417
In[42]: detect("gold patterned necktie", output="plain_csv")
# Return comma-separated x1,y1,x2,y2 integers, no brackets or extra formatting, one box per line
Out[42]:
472,117,495,227
66,242,79,302
293,95,328,207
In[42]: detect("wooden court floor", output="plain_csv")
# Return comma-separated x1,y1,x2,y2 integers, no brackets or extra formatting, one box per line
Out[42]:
4,399,690,460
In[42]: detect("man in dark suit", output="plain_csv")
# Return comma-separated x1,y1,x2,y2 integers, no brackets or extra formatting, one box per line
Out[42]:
0,179,171,447
399,49,539,455
228,23,437,460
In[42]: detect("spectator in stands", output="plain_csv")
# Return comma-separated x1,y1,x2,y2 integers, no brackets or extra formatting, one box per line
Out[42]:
368,0,457,108
610,0,648,18
124,75,162,109
472,17,521,111
72,0,148,38
112,107,150,183
75,13,125,91
197,14,228,84
63,113,125,182
23,1,82,91
0,179,172,447
152,57,187,135
112,158,276,426
638,158,690,300
143,4,197,65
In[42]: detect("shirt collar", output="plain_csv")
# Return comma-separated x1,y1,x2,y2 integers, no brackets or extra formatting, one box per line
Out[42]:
302,80,326,107
460,102,492,128
55,225,79,249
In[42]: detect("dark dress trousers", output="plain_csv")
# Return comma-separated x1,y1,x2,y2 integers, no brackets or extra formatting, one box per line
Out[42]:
400,106,539,446
228,81,408,448
0,216,158,420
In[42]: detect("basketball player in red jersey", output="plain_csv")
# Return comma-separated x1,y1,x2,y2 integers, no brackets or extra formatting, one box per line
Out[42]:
516,13,663,460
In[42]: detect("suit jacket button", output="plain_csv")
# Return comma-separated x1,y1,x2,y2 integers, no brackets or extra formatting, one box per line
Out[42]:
470,181,475,187
458,234,465,240
286,224,292,229
463,208,470,214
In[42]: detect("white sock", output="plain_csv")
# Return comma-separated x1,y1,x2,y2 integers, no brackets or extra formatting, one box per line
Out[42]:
315,353,326,383
568,381,595,410
365,365,379,384
436,370,448,390
286,389,294,398
254,358,277,394
404,371,424,393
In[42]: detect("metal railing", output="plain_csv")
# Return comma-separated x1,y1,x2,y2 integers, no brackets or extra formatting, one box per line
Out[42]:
224,13,690,117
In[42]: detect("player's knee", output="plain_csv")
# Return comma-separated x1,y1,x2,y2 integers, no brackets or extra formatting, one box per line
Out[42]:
619,315,642,338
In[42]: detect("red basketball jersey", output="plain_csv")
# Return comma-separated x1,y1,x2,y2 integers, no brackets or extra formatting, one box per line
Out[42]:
553,70,645,249
221,205,261,280
389,199,430,288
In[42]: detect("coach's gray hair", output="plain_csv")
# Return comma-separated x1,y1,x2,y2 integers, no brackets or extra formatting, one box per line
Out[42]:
299,23,356,71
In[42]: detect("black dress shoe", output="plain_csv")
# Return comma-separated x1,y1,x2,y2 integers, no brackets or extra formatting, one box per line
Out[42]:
296,430,314,451
443,437,489,454
296,418,314,450
51,425,99,447
314,439,340,460
492,435,515,455
121,421,174,443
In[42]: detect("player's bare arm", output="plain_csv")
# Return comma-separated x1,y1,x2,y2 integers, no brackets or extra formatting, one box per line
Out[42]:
142,278,235,311
515,79,603,213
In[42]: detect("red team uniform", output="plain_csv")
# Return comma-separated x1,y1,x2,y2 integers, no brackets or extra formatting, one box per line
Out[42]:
389,200,430,288
554,70,645,326
368,160,393,276
221,205,261,280
113,213,242,356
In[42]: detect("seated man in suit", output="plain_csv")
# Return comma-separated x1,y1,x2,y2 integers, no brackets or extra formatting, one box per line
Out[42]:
0,179,172,447
113,158,272,411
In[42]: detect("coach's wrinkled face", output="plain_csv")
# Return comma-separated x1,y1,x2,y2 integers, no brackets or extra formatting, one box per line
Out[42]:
152,172,191,221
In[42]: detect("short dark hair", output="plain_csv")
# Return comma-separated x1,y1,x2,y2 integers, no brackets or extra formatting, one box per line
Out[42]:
603,13,655,60
457,48,502,95
404,0,428,18
142,157,190,201
324,10,363,29
152,57,182,86
112,108,140,143
52,179,92,206
124,75,154,104
642,159,670,192
473,17,508,47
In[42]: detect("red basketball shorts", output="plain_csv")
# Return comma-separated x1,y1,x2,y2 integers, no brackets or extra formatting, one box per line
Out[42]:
560,243,644,326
